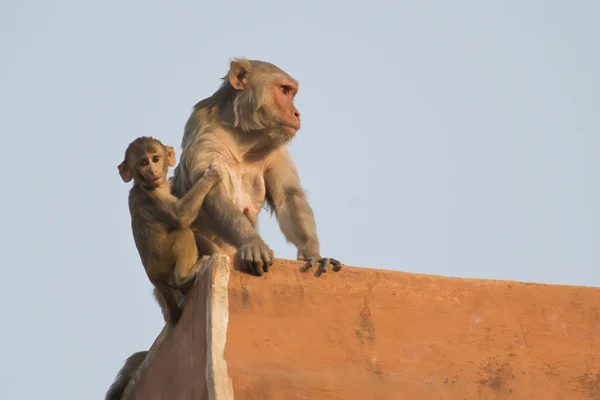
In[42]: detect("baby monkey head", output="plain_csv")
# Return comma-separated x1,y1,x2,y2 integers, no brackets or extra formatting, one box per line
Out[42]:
118,136,176,189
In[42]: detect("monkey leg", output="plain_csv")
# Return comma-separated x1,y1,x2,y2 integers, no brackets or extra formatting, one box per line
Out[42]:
193,230,219,257
153,284,182,326
169,228,202,293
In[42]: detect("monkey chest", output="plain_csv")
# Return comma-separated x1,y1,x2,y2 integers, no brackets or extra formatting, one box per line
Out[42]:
223,168,266,223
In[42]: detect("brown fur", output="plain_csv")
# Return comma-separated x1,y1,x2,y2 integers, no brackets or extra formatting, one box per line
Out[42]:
118,136,223,324
105,351,148,400
171,58,342,276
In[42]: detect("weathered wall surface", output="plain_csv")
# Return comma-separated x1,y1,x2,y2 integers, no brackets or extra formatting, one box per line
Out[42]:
122,260,213,400
126,256,600,400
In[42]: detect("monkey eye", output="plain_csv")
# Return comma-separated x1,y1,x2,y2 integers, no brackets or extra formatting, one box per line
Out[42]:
281,85,292,95
152,156,160,163
138,160,148,167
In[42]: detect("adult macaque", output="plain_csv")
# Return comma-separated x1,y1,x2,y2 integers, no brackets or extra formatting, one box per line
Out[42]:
171,58,342,276
118,136,223,325
105,351,148,400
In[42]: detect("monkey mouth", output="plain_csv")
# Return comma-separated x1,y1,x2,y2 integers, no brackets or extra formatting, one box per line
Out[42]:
147,177,164,187
281,124,299,135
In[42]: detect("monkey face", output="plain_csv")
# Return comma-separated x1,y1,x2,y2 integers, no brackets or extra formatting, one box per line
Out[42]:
118,137,176,190
228,59,301,136
266,81,301,135
134,152,168,189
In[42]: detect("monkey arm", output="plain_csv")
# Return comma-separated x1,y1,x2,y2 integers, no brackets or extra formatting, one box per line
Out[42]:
264,151,342,273
264,150,320,258
170,172,222,228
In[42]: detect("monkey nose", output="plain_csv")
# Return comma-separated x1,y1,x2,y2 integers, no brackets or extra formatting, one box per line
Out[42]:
294,110,301,118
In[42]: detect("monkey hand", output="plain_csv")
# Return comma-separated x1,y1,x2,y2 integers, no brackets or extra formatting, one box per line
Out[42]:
235,238,274,277
298,252,342,275
205,156,226,181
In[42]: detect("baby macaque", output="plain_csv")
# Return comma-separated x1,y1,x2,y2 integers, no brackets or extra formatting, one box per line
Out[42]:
118,136,223,325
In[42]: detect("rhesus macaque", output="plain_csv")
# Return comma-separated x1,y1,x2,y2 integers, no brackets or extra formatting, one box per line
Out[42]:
105,351,148,400
118,136,223,325
171,58,342,276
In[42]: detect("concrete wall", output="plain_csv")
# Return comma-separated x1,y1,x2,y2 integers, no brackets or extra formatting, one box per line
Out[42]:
124,255,600,400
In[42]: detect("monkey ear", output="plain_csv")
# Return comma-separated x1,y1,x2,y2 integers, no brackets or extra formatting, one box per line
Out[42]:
166,146,176,167
228,59,251,91
118,162,133,183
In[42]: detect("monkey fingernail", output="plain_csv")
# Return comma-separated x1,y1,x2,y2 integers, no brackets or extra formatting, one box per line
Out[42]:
252,260,263,276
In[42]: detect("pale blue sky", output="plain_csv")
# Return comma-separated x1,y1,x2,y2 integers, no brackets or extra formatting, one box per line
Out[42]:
1,1,598,398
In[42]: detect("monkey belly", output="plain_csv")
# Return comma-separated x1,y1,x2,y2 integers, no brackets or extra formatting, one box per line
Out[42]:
189,166,263,254
222,165,264,226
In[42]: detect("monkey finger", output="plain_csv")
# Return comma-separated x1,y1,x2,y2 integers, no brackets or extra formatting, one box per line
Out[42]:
237,249,248,272
261,250,272,272
330,258,343,272
251,247,265,276
241,250,257,275
238,247,247,262
245,262,255,275
252,260,264,276
318,258,331,274
300,258,315,273
267,248,274,264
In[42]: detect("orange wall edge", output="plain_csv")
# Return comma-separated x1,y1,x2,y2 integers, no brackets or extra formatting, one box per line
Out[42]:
123,255,600,400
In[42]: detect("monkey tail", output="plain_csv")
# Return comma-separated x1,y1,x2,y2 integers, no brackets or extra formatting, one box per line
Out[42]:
105,351,148,400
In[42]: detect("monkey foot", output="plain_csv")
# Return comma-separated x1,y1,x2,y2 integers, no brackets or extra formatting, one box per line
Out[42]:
168,306,182,326
299,257,342,276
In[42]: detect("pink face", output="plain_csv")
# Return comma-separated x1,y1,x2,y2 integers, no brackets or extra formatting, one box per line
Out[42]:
271,80,301,134
135,152,167,188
